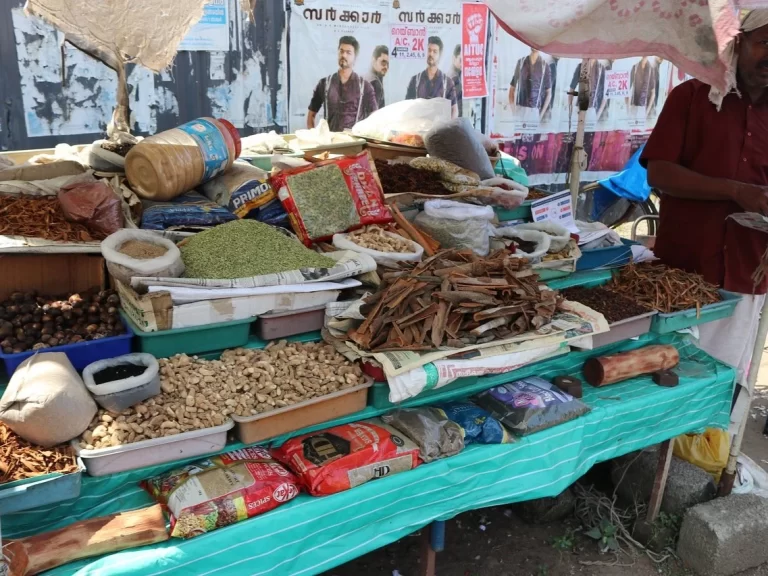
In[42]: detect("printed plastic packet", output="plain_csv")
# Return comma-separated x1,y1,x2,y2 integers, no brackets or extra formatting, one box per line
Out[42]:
140,190,237,230
272,418,420,496
437,402,512,444
474,376,590,436
142,446,301,538
382,408,464,463
271,151,392,246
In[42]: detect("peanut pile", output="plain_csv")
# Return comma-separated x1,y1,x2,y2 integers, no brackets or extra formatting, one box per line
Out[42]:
347,226,414,254
78,341,364,450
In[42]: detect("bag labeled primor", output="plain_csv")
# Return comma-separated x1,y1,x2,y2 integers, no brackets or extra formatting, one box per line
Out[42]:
101,229,184,284
273,419,420,496
0,352,97,447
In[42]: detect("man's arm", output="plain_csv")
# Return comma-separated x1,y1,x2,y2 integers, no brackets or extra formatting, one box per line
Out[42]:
646,87,656,117
307,78,324,129
540,89,552,120
405,76,416,100
647,160,768,213
363,81,379,119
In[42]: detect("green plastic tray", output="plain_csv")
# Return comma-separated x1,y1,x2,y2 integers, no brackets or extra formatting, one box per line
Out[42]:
122,313,254,359
650,290,742,334
494,202,533,222
546,269,613,290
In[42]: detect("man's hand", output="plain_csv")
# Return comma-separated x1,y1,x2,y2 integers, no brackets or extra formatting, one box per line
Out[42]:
732,184,768,215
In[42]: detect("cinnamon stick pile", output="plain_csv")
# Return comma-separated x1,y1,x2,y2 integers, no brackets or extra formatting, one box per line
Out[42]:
609,263,721,314
1,423,79,484
348,249,559,351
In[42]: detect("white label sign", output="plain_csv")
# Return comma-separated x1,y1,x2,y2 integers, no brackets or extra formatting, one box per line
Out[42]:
604,70,631,99
390,25,428,60
531,191,578,233
179,0,230,52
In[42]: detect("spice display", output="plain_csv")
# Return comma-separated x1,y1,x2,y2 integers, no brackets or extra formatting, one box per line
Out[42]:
0,290,123,354
179,220,336,279
117,239,169,260
374,159,449,196
143,447,300,538
0,195,102,242
0,422,79,484
348,249,559,351
273,152,393,245
410,157,480,186
562,286,651,324
527,188,548,200
100,140,135,157
608,263,721,313
78,341,364,450
346,225,415,253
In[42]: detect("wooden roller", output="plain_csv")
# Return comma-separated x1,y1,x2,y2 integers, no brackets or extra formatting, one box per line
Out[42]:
583,345,679,387
6,505,168,575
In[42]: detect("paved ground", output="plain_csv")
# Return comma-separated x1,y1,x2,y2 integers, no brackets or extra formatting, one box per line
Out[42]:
324,350,768,576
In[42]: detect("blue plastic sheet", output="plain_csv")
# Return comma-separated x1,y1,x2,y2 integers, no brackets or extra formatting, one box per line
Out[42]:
590,145,651,221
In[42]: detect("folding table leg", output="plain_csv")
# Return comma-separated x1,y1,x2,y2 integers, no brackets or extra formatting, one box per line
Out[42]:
420,521,445,576
646,439,674,523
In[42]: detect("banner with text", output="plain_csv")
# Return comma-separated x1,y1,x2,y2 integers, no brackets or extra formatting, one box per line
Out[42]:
461,3,488,99
288,0,480,132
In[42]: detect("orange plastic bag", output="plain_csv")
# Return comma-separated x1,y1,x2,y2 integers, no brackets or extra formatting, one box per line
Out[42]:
673,428,730,482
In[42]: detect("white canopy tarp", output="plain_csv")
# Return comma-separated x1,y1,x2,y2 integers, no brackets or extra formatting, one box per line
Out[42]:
484,0,768,93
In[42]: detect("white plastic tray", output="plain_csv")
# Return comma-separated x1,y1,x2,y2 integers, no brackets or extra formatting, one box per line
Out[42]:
71,421,234,476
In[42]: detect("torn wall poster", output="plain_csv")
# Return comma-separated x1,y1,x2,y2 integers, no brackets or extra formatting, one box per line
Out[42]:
179,0,230,52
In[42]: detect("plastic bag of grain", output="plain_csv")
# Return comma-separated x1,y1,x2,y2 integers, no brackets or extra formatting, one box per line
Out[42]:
0,352,97,447
101,229,184,284
414,199,495,256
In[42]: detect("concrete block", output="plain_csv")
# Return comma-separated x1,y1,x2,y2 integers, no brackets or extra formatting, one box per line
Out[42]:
611,448,715,516
516,487,576,524
677,494,768,576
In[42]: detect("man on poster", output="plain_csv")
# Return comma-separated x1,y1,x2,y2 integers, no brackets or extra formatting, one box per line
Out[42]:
405,36,459,118
307,36,379,131
627,56,657,121
568,58,609,125
641,10,768,432
508,48,553,123
451,44,463,117
365,45,389,109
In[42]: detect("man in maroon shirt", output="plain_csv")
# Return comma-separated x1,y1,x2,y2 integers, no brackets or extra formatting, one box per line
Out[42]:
405,36,459,118
307,36,379,132
641,10,768,432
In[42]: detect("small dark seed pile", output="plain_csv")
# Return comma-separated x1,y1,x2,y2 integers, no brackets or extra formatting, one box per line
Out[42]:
374,160,449,196
561,286,651,324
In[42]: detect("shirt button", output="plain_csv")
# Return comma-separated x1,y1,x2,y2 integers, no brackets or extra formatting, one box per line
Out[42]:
748,132,753,136
744,157,748,162
749,105,753,109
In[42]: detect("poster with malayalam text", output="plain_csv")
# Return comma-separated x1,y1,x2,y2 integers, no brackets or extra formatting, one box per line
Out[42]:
288,0,477,132
461,3,488,99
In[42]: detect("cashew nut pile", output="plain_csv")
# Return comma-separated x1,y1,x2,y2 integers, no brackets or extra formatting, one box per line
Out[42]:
78,341,364,450
347,226,414,254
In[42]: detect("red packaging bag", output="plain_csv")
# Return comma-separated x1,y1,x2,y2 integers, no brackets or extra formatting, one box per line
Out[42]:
142,446,301,538
57,181,124,237
273,419,420,496
272,151,393,246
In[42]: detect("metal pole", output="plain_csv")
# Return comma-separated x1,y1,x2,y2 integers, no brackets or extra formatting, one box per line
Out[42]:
718,295,768,497
568,62,590,207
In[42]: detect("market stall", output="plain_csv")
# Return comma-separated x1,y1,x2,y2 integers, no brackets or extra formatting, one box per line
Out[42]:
0,114,744,575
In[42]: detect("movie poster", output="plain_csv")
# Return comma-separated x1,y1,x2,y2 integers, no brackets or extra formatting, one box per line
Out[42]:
288,0,483,132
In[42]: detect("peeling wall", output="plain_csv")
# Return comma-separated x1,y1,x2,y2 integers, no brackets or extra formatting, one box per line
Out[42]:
0,0,287,151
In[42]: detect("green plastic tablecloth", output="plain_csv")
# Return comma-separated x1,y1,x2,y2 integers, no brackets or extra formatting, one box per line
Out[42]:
4,335,734,576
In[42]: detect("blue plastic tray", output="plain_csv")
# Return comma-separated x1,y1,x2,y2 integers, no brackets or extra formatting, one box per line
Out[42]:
576,239,637,271
0,319,134,377
0,461,84,515
650,290,742,334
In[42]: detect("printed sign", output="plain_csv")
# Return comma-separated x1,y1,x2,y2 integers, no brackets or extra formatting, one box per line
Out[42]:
604,70,631,99
391,25,428,60
179,0,230,52
461,3,488,98
531,191,577,233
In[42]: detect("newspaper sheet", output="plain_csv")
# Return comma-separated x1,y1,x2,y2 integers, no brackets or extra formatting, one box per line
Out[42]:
131,250,377,291
148,279,362,304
